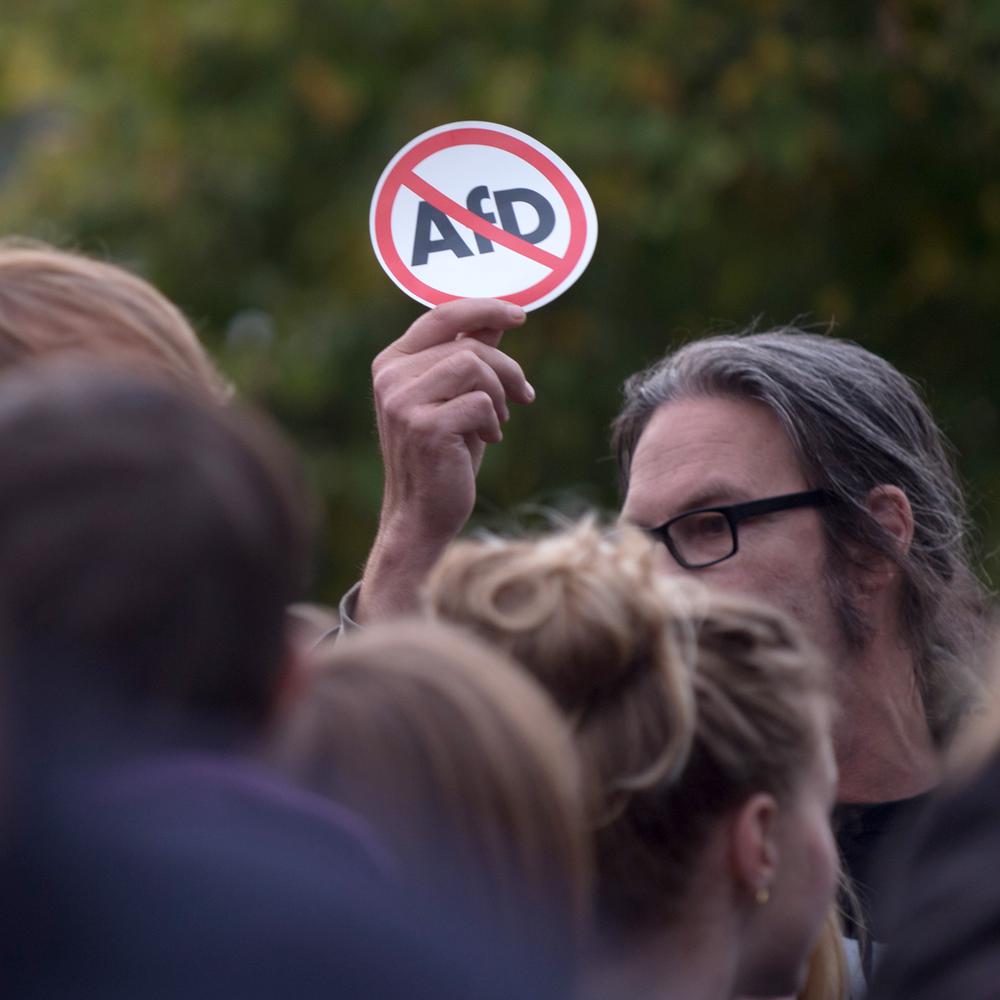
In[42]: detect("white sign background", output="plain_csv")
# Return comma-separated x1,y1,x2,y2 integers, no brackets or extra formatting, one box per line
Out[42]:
370,121,598,311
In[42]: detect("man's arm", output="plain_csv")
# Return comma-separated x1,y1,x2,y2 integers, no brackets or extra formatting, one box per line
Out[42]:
354,298,534,624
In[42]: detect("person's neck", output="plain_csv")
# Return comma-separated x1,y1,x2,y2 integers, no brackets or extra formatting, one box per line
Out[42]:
834,629,940,804
587,919,740,1000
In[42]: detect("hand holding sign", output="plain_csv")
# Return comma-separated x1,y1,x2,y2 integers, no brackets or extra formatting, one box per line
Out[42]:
354,298,533,624
370,122,597,310
357,122,591,623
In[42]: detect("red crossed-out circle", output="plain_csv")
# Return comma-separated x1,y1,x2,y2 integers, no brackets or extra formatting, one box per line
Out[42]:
372,126,589,308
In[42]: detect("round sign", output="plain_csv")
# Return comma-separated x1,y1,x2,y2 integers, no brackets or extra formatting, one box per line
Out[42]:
370,121,598,312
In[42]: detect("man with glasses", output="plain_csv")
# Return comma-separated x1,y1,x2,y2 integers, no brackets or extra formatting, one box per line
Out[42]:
344,298,991,964
611,331,990,969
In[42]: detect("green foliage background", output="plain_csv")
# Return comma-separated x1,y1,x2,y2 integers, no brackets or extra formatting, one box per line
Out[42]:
3,0,1000,601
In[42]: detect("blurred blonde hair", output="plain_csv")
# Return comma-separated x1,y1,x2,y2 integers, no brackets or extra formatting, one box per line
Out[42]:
799,908,848,1000
0,240,228,399
274,618,591,968
425,517,832,941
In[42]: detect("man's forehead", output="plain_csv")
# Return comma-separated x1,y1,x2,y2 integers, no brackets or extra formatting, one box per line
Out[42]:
621,471,753,528
621,396,808,523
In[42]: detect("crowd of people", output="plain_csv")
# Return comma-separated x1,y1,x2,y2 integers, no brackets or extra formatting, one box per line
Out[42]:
1,239,998,999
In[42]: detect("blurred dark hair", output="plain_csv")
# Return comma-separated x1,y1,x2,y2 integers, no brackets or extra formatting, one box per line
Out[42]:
612,328,992,745
0,363,310,730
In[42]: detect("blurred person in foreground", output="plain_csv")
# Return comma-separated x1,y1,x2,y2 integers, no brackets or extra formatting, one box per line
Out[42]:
0,239,338,642
425,518,843,1000
0,366,553,999
275,619,591,996
0,238,228,399
339,299,992,963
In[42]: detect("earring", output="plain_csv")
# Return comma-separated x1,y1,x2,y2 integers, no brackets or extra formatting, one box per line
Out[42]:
755,886,770,906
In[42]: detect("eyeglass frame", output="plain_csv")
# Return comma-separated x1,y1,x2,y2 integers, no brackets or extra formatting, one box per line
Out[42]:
647,489,837,570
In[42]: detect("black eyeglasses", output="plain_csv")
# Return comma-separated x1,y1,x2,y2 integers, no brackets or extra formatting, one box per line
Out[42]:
647,489,836,569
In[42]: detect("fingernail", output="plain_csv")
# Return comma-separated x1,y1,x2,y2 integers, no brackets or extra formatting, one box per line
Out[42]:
525,381,536,401
506,305,526,324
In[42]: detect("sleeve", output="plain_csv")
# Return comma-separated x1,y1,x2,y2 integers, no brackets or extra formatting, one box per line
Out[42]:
311,581,363,650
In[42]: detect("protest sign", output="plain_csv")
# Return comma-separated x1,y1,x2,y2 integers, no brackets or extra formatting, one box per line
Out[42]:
370,121,597,311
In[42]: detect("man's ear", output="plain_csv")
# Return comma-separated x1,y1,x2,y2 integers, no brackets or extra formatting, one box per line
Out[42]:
730,793,780,902
867,484,914,554
857,485,914,592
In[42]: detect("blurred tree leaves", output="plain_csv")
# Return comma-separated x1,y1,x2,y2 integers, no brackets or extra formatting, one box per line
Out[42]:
3,0,1000,599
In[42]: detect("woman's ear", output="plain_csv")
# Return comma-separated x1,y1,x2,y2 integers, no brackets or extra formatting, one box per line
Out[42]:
731,793,780,902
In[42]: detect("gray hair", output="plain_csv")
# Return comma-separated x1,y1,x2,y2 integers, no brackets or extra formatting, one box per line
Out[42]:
611,327,992,745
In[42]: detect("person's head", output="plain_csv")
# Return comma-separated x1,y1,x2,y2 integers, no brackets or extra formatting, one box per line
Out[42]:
612,328,990,745
0,365,309,735
425,519,838,998
0,240,228,399
274,619,590,976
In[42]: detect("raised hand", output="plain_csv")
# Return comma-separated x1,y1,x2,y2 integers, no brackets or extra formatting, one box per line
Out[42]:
355,298,534,622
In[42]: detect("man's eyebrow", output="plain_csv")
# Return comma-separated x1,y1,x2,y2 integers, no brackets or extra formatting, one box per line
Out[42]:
636,480,751,527
666,483,750,519
623,482,751,529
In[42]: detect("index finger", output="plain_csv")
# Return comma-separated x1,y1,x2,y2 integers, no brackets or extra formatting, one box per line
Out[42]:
392,298,526,356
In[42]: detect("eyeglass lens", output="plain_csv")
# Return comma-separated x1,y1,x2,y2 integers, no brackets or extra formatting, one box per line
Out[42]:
668,511,735,567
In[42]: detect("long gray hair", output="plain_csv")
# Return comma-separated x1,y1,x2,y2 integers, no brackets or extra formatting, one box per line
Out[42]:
612,327,992,746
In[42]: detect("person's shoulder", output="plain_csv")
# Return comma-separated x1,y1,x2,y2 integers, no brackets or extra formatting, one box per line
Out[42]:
92,751,392,876
869,760,1000,1000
